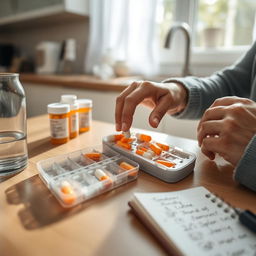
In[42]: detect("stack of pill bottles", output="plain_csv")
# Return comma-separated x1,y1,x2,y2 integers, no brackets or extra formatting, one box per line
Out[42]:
48,94,92,144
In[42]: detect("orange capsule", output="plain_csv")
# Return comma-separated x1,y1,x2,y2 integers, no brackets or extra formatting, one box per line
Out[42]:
135,149,153,159
60,181,76,205
136,133,152,142
156,142,170,151
116,140,132,150
149,143,162,155
119,162,138,177
119,161,134,170
84,152,102,161
60,181,74,194
120,137,135,143
94,169,109,181
156,159,175,168
107,134,124,142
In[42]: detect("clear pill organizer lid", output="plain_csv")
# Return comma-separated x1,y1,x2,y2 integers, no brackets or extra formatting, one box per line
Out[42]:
103,133,196,183
37,145,139,208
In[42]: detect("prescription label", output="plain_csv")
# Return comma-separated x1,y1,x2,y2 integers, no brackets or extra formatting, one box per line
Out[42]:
70,112,79,133
79,112,91,128
50,118,69,138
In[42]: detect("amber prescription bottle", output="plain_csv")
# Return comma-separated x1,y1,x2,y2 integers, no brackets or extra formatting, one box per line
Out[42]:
48,103,70,144
61,95,79,139
77,99,93,133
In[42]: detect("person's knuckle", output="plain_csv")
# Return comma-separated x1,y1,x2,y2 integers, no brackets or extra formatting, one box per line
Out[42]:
116,95,124,104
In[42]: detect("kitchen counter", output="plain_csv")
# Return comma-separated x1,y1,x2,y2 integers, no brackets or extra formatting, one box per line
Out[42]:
1,115,255,256
20,73,139,92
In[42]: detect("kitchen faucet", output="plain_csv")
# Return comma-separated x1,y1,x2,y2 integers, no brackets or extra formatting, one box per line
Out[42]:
164,22,191,77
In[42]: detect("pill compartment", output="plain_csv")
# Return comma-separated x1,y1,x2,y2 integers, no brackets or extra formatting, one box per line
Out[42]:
103,133,196,183
37,145,139,208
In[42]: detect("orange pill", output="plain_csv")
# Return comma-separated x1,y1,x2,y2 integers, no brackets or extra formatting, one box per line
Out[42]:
119,161,135,170
156,159,175,168
116,140,132,150
136,133,152,142
135,149,153,159
107,134,124,142
119,162,137,177
149,143,162,155
120,137,135,143
60,181,74,194
156,142,170,151
84,152,102,161
63,195,76,205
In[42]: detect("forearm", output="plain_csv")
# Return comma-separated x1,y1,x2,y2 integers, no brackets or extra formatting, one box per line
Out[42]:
163,41,256,119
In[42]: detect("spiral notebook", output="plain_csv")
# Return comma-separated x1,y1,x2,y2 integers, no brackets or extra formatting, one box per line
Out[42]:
128,186,256,256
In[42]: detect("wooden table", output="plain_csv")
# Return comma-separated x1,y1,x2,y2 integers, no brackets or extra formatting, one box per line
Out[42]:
0,115,255,256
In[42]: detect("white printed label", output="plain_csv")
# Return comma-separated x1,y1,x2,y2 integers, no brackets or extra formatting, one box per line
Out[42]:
71,112,79,133
50,118,69,138
79,112,91,128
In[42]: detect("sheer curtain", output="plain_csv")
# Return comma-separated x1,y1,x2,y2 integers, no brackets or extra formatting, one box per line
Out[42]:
85,0,159,76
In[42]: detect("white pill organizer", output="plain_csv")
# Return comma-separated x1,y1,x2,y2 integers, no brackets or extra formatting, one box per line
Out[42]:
37,145,139,208
37,133,196,208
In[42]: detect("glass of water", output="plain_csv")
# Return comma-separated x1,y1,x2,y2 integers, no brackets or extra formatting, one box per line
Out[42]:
0,73,28,176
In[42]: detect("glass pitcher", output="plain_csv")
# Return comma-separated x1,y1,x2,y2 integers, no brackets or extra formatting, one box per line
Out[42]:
0,73,28,176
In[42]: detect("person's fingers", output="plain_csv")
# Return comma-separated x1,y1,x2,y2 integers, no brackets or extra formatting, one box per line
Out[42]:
148,94,172,128
210,96,252,108
197,120,222,146
121,85,155,131
115,81,139,131
197,106,225,131
201,136,227,159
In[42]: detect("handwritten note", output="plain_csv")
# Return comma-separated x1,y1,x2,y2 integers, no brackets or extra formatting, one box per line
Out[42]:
133,187,256,256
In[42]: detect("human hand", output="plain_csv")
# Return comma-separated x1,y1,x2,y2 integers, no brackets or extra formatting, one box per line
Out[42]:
197,96,256,166
115,80,188,131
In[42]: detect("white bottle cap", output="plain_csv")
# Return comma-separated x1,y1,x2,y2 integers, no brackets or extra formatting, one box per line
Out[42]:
60,94,77,104
77,99,93,108
48,103,70,114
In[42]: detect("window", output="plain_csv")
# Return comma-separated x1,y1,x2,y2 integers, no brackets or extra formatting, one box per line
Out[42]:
156,0,256,75
196,0,256,48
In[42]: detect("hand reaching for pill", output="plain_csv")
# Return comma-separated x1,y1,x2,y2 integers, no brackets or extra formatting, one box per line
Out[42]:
197,96,256,166
115,81,188,132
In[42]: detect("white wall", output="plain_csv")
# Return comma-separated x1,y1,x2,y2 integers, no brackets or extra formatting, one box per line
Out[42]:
23,83,199,140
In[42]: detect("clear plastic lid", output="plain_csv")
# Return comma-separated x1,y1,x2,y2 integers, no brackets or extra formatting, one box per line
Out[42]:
48,103,70,114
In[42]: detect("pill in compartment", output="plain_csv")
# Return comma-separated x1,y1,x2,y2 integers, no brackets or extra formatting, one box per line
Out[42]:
119,161,138,180
57,179,80,205
83,150,107,162
105,162,128,185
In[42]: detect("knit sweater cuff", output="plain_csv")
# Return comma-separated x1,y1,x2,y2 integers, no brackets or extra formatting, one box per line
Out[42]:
163,77,202,119
234,135,256,192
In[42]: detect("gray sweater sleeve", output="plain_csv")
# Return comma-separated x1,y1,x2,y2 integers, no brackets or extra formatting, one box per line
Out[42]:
163,42,256,192
163,41,256,119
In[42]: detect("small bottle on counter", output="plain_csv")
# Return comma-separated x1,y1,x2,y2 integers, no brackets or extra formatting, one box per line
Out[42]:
77,99,93,133
48,103,70,144
60,94,79,139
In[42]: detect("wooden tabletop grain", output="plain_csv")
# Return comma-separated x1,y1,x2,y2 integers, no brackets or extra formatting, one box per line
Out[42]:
0,115,255,256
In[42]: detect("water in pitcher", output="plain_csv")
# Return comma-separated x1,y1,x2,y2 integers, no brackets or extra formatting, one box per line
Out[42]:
0,73,28,176
0,131,27,175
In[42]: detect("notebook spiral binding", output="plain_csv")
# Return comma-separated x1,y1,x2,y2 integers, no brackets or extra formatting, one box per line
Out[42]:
205,192,237,219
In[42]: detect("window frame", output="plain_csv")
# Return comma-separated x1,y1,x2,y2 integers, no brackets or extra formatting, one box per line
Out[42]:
159,0,252,76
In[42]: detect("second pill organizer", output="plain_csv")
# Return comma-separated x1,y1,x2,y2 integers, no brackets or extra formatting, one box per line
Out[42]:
37,145,139,208
103,132,196,183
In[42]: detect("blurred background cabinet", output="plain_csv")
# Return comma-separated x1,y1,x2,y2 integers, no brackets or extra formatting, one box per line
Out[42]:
0,0,88,30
